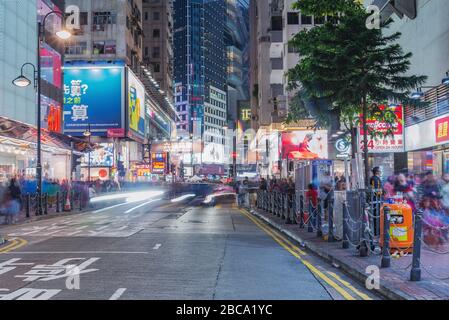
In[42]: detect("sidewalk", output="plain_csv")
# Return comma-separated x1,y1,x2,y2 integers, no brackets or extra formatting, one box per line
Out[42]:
248,207,449,300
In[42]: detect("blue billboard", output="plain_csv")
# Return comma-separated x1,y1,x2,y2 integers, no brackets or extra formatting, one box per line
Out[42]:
63,64,125,136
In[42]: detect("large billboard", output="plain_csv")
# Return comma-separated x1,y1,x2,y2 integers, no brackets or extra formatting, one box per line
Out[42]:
281,131,328,160
63,64,125,136
359,105,404,153
128,69,146,139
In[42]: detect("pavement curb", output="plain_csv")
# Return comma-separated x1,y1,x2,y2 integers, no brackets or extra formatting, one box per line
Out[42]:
246,208,416,301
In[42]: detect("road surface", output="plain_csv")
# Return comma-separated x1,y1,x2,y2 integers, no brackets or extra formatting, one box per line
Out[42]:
0,190,381,300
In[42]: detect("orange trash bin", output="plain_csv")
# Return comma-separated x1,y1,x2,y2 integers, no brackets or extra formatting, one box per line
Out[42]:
380,202,414,253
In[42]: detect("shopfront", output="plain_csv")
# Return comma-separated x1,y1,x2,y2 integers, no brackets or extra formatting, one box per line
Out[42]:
0,117,81,182
405,113,449,175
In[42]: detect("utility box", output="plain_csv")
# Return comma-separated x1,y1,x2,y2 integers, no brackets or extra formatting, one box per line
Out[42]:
380,202,414,253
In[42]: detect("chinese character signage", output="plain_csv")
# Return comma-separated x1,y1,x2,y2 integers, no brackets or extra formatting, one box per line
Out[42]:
151,153,167,174
359,105,404,153
281,131,328,160
436,116,449,143
127,69,146,139
63,64,125,136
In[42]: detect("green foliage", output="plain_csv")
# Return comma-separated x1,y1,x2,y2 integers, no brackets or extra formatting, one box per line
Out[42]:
287,0,427,139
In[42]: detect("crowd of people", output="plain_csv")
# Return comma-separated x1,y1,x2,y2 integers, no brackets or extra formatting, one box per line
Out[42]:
0,176,123,225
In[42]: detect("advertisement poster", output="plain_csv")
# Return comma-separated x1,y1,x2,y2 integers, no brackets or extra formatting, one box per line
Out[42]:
63,64,125,136
281,131,328,160
152,153,167,174
359,105,404,153
82,143,114,167
128,69,146,138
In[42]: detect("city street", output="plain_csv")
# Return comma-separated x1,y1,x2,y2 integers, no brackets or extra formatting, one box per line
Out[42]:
0,192,379,300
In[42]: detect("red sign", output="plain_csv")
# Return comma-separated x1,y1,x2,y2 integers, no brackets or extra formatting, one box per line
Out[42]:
107,128,125,138
359,105,404,153
436,116,449,143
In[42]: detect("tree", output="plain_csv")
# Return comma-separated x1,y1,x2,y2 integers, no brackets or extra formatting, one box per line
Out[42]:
287,0,427,186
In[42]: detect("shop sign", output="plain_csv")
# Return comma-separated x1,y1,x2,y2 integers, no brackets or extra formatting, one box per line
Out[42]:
151,153,167,174
435,116,449,143
134,164,151,177
359,105,404,153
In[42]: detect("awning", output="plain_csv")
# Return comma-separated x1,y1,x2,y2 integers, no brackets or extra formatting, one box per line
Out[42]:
0,116,95,154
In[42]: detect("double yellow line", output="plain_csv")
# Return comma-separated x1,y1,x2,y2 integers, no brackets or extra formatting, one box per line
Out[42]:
239,209,372,301
0,238,28,254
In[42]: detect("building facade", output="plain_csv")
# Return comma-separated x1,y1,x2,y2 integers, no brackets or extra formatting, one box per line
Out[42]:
173,0,227,175
142,0,174,104
64,0,177,181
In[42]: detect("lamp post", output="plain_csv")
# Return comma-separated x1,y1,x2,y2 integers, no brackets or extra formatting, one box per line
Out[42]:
13,11,71,215
84,124,92,182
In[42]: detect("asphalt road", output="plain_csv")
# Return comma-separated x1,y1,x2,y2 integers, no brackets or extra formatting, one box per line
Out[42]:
0,190,381,300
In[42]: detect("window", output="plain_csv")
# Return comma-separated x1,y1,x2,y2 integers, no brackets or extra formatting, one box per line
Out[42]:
288,43,299,53
301,14,312,25
65,41,88,55
153,63,160,73
153,11,160,20
92,40,116,55
93,12,117,26
145,47,149,56
152,47,160,58
153,29,160,38
287,12,299,25
144,11,148,20
80,12,88,25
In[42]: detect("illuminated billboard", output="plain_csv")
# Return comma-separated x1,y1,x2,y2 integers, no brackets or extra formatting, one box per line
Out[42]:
63,63,125,137
281,131,328,160
152,152,167,174
128,69,146,139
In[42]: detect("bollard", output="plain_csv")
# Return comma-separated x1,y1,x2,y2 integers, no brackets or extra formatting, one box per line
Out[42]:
410,210,423,281
282,194,287,220
285,194,293,224
56,192,60,213
316,198,323,238
359,195,369,257
299,194,305,228
342,201,349,249
290,194,298,224
25,194,30,218
381,206,391,268
307,200,314,233
328,192,336,242
44,194,48,215
70,190,74,211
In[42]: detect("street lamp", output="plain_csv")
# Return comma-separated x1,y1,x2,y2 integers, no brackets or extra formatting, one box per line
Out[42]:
13,10,71,215
83,124,92,182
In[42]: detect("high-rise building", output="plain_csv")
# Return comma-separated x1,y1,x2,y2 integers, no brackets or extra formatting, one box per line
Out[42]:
142,0,174,104
174,0,227,174
64,0,177,181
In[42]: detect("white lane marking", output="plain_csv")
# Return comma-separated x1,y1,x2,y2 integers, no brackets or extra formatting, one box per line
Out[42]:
92,202,129,213
124,199,161,214
109,288,127,300
153,244,162,250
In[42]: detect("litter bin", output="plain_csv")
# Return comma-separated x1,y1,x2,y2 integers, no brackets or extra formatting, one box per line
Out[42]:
380,201,414,253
